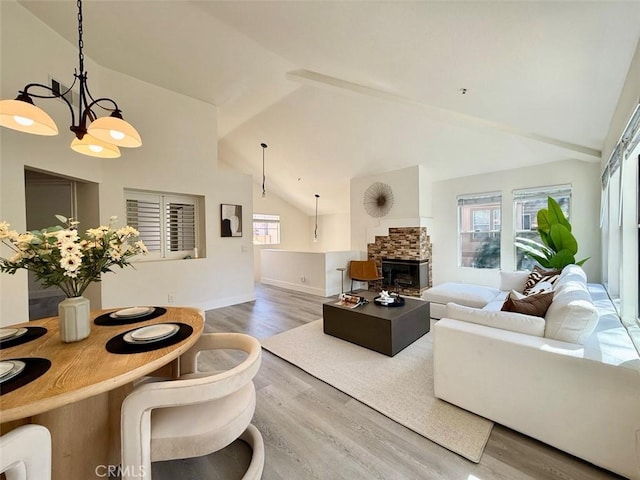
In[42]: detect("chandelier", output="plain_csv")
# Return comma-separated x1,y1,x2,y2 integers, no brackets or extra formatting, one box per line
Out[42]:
0,0,141,158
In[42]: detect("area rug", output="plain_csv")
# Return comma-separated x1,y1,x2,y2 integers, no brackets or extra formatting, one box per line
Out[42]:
261,320,493,463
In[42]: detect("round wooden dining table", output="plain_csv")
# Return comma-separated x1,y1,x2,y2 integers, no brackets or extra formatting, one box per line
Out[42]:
0,306,204,480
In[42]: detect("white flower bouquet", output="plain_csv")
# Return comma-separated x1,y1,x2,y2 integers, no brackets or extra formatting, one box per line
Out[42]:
0,215,148,298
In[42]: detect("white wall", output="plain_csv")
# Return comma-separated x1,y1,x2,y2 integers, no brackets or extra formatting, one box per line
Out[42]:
430,159,602,287
261,249,357,296
0,2,255,324
308,212,351,253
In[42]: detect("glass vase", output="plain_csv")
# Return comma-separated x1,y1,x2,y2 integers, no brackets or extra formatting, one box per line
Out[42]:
58,295,91,343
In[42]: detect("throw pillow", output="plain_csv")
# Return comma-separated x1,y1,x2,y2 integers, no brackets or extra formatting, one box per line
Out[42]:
499,271,530,292
502,291,554,317
508,289,527,300
522,266,561,295
526,280,554,295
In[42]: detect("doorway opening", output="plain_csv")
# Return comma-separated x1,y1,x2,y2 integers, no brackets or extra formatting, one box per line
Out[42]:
24,168,100,319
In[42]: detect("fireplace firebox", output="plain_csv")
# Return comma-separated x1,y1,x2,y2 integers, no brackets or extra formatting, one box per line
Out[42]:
381,258,429,291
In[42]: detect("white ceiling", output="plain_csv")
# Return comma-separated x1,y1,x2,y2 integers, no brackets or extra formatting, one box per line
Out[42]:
18,1,640,215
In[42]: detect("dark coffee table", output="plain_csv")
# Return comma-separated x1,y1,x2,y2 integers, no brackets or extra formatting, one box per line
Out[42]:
322,291,430,356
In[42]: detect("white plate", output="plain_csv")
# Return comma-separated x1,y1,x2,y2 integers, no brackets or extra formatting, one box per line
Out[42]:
0,327,28,342
0,361,14,377
123,324,179,344
112,307,154,319
0,328,19,340
0,360,26,383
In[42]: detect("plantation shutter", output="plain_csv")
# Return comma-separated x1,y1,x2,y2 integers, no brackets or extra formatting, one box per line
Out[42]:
125,190,199,260
126,197,162,253
166,200,196,252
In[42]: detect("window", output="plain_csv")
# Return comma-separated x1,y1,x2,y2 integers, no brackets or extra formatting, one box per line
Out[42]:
513,185,571,271
458,192,501,268
601,103,640,329
253,214,280,245
125,189,201,260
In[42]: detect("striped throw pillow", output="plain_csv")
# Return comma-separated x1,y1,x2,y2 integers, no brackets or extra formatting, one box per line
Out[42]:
522,265,561,295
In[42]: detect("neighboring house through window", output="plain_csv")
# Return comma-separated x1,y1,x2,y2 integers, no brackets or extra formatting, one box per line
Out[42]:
513,184,571,271
458,192,501,268
253,214,280,245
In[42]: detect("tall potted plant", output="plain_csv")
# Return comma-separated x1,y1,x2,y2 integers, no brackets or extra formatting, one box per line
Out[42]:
515,196,589,270
0,215,147,342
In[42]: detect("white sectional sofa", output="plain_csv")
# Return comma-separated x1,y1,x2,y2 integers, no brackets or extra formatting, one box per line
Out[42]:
426,265,640,479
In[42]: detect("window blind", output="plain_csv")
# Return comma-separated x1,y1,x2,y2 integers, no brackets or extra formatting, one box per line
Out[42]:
166,202,196,252
457,192,502,206
603,102,640,189
513,184,571,202
126,198,162,252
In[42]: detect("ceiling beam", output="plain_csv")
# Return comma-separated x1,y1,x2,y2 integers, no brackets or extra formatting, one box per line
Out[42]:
287,69,602,161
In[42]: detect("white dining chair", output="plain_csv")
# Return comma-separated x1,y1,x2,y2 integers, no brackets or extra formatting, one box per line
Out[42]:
0,424,52,480
121,332,264,480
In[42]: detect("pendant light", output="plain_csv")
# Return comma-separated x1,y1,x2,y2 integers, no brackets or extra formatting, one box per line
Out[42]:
260,143,267,197
0,0,141,158
314,194,320,242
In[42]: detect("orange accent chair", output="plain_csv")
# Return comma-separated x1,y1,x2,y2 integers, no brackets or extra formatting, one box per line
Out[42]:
349,260,383,292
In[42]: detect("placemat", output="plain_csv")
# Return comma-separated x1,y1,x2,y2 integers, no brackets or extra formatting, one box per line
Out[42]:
94,307,167,326
105,323,193,354
0,327,48,350
0,357,51,396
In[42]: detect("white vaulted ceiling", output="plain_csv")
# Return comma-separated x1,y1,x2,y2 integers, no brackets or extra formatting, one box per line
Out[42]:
17,1,640,215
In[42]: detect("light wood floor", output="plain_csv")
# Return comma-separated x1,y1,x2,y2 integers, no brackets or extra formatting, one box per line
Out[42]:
153,283,624,480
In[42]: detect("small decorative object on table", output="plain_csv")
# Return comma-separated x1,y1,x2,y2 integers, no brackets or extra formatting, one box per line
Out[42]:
0,215,148,342
336,293,368,309
374,290,405,307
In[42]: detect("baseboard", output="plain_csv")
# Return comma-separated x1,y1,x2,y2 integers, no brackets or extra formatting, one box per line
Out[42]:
261,278,328,297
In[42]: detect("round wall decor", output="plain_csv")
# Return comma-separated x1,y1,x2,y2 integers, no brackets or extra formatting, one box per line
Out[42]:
363,182,394,218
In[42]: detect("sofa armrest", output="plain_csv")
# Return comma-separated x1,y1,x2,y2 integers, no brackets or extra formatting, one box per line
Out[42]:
433,317,640,480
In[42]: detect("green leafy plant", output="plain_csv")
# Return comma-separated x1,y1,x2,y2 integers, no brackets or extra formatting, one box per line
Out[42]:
0,215,147,298
515,196,589,270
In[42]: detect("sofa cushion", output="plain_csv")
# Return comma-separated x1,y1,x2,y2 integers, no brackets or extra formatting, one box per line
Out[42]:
499,270,530,292
423,283,500,309
446,302,545,337
559,264,588,282
554,264,589,294
502,291,554,317
523,265,562,295
544,285,598,345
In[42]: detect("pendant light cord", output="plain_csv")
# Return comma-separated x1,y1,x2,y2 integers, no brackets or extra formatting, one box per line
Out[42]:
314,194,320,239
261,143,267,197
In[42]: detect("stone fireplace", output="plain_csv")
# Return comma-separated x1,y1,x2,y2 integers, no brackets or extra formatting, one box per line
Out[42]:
367,227,432,296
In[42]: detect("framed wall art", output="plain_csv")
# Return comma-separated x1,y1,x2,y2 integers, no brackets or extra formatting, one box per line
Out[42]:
221,204,242,237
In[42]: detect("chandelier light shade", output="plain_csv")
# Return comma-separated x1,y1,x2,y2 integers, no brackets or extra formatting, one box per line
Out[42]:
261,143,268,198
0,96,59,136
71,134,121,158
86,112,142,148
0,0,141,158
